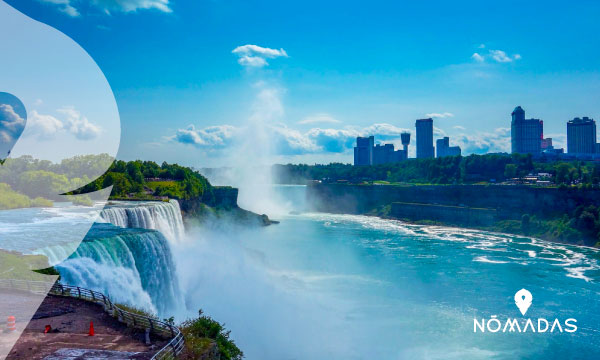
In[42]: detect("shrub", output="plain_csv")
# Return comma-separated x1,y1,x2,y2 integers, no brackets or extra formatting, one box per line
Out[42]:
180,310,243,360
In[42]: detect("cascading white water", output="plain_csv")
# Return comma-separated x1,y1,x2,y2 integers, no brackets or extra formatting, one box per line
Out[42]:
48,223,184,316
100,200,185,243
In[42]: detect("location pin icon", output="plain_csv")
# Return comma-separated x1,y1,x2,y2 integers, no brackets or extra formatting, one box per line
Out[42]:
514,288,533,316
0,92,26,165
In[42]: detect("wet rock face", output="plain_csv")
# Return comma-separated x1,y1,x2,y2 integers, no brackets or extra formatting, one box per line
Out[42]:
307,183,600,219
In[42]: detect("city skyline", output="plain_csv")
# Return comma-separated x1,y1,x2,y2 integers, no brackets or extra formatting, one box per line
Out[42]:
354,107,598,166
5,0,600,167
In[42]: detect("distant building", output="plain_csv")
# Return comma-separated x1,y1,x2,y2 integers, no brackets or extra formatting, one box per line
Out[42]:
354,135,408,166
373,143,406,164
436,137,461,158
511,106,543,154
541,138,553,150
373,143,394,165
400,132,411,160
416,118,434,159
567,117,596,154
353,136,374,166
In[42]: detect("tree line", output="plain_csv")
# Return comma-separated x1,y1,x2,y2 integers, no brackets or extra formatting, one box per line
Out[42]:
273,153,600,186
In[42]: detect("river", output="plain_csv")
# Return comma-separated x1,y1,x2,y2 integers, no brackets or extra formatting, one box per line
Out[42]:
1,186,599,359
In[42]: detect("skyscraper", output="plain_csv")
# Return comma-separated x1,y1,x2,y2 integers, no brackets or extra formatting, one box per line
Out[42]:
373,143,395,165
416,118,434,159
353,136,374,165
436,137,461,158
511,106,543,154
567,117,596,154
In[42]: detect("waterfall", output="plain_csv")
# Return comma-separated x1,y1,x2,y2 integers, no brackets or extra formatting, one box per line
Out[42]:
45,223,183,316
100,200,185,243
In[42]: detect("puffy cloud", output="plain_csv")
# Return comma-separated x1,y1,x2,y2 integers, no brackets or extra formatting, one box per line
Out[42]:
306,128,358,153
232,45,288,67
471,53,485,62
453,127,511,154
28,111,64,139
272,126,320,155
26,107,101,140
425,112,454,119
57,107,102,140
171,122,414,156
171,124,237,148
489,50,512,63
39,0,171,16
238,56,268,67
471,49,521,63
298,113,341,125
0,104,26,142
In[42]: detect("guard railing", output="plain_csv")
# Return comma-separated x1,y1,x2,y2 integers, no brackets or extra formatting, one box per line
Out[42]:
0,279,185,360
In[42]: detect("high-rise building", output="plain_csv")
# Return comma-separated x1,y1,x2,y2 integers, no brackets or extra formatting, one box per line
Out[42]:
416,118,434,159
373,143,395,165
353,136,374,165
511,106,543,154
400,132,411,160
541,138,553,150
567,117,596,154
354,136,408,166
436,137,461,158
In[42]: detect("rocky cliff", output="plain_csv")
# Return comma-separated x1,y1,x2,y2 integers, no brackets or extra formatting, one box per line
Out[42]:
179,186,275,227
307,183,600,220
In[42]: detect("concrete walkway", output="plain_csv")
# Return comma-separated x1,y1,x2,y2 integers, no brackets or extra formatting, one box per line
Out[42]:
5,295,165,360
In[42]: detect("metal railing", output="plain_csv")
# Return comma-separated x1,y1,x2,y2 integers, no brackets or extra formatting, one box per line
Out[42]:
0,279,185,360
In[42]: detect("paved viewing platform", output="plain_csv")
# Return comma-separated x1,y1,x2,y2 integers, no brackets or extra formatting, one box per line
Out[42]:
4,293,165,360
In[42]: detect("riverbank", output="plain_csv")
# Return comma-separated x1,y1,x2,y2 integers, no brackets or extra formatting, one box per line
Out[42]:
307,183,600,247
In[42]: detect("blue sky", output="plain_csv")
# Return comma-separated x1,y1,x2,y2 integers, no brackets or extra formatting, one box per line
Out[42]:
6,0,600,166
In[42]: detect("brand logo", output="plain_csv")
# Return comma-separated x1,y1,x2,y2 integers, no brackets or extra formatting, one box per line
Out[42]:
514,288,532,315
473,289,577,333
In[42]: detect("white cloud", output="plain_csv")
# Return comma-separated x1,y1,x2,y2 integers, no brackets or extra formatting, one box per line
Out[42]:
471,49,521,63
478,44,486,49
425,112,454,119
26,107,101,140
57,107,102,140
471,53,485,62
28,111,64,139
0,104,27,151
298,113,341,125
38,0,80,16
170,125,238,148
170,122,415,156
489,50,513,63
0,105,26,135
232,44,288,67
433,126,446,137
453,125,466,130
237,56,268,67
39,0,171,16
453,127,511,154
272,126,320,155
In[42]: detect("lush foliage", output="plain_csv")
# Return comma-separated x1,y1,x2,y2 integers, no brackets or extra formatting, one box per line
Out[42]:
0,155,108,200
491,206,600,247
273,153,600,186
180,309,243,360
78,160,213,200
0,183,53,210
